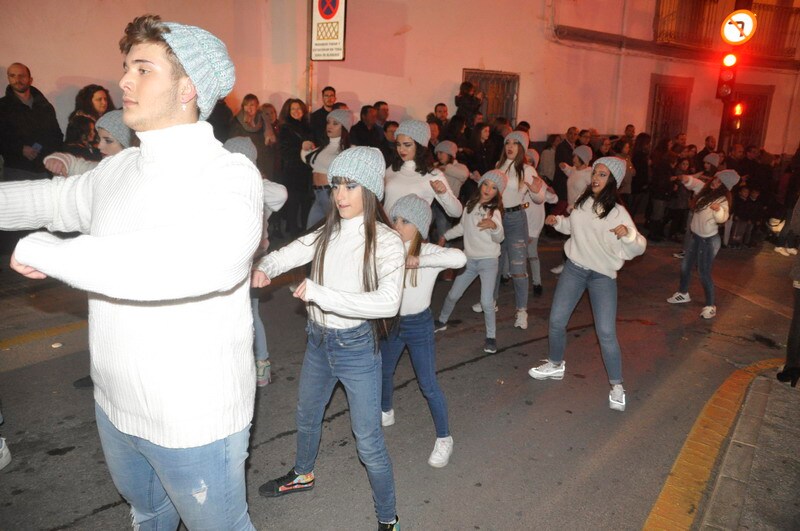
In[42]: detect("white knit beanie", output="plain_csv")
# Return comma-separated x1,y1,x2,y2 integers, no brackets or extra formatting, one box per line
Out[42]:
390,193,432,237
163,22,236,121
396,120,431,147
717,169,740,190
526,148,540,168
224,136,257,163
479,169,509,194
504,131,529,149
95,110,133,148
573,145,593,165
434,140,458,158
703,152,721,168
327,146,386,199
327,109,353,131
593,156,626,188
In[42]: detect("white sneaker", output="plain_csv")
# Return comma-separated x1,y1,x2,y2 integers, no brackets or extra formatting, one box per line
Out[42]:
0,438,11,471
700,305,717,319
609,384,626,411
775,247,791,257
381,409,395,427
528,360,565,380
427,436,453,468
788,248,798,255
514,309,528,329
471,302,497,313
667,292,691,304
550,264,564,275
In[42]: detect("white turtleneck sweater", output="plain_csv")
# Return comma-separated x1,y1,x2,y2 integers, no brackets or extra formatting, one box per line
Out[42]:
498,160,536,208
384,160,463,217
552,199,646,279
256,216,405,329
400,242,466,315
444,204,504,259
301,137,342,175
0,121,263,448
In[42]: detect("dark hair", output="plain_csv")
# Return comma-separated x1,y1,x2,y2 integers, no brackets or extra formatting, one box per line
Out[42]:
442,115,466,141
466,180,503,217
435,103,447,111
458,81,474,96
496,138,526,184
119,15,187,80
322,86,336,95
633,132,652,154
311,175,394,338
64,115,96,146
469,123,490,152
70,84,115,121
613,137,632,155
360,105,374,119
241,93,259,107
307,126,350,165
693,179,732,212
331,102,348,110
390,140,434,175
574,174,619,219
278,98,308,124
384,120,399,130
516,121,531,133
545,134,561,149
374,101,388,109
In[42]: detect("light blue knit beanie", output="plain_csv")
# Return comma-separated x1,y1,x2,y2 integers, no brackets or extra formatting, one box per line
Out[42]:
717,169,740,190
327,146,386,199
573,145,593,165
396,119,431,147
593,156,626,188
479,169,508,194
163,22,236,121
95,110,133,148
504,130,529,149
224,136,257,163
326,109,353,131
434,140,457,158
390,193,432,238
526,148,540,168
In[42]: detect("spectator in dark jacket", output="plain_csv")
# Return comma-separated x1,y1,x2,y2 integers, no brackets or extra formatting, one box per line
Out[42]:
309,86,336,145
454,81,483,129
349,105,382,148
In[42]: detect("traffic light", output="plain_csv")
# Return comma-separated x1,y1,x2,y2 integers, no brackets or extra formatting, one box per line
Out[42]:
716,53,738,100
730,101,744,130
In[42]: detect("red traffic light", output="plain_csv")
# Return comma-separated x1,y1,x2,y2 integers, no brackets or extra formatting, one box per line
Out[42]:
716,54,738,100
723,53,737,67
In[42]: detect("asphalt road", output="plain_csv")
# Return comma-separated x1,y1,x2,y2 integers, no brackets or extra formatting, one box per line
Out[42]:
0,235,792,530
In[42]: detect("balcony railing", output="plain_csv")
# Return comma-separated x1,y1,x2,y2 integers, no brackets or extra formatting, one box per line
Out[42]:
654,0,800,59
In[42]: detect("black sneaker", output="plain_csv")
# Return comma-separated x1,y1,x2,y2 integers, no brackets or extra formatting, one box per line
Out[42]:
258,468,314,497
532,284,543,297
378,516,400,530
484,338,497,353
433,320,448,332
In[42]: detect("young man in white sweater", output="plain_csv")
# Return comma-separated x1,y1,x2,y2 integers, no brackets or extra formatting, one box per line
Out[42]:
0,15,262,530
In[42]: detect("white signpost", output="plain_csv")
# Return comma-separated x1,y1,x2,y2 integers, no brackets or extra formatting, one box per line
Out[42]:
310,0,346,61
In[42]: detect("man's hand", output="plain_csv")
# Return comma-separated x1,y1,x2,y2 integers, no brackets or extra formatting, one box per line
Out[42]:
251,270,271,288
10,252,46,279
45,158,68,176
22,145,39,161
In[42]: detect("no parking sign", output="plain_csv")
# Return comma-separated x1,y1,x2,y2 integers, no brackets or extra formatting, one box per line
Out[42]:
311,0,346,61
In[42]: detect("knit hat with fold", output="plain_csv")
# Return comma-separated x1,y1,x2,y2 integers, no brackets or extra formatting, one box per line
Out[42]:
396,120,431,147
504,131,529,149
526,148,540,168
327,109,353,131
479,169,509,194
163,22,236,121
703,152,721,168
593,156,626,188
573,145,593,166
224,136,257,163
96,110,133,149
434,140,458,158
390,193,432,237
717,169,740,190
327,146,386,199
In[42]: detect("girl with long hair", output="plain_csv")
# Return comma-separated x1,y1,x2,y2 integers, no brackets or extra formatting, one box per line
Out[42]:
68,84,115,122
667,169,740,319
252,147,404,531
277,98,313,237
529,157,646,412
301,108,353,228
381,194,466,468
434,170,506,353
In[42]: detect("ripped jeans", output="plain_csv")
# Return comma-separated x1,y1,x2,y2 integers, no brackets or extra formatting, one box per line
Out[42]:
95,403,255,531
494,209,530,309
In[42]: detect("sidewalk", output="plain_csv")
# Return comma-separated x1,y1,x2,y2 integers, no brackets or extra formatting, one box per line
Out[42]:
698,370,800,530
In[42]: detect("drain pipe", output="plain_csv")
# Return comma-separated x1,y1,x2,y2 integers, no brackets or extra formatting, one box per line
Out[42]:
612,0,629,133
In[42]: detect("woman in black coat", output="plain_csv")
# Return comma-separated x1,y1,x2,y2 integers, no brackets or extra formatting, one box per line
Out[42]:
277,98,313,237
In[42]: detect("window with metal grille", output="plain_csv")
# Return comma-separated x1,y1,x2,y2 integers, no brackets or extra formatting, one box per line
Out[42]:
462,69,520,126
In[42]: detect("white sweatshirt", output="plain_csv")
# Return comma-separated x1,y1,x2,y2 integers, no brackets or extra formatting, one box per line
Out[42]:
255,216,405,329
683,175,730,237
497,160,535,208
301,138,341,175
0,121,263,448
384,160,463,217
564,165,592,206
439,161,470,198
400,241,466,315
525,184,559,239
553,199,646,279
444,204,504,259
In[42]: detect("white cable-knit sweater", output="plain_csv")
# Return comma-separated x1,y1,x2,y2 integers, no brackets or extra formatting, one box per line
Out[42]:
384,160,463,217
255,216,405,329
553,199,646,279
400,242,466,315
0,121,263,448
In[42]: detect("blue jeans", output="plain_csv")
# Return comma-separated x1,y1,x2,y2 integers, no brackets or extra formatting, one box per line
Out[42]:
380,308,449,438
439,257,499,338
295,320,396,523
251,295,269,362
679,233,720,306
494,209,529,309
548,259,623,384
306,187,332,229
527,236,541,285
95,403,254,531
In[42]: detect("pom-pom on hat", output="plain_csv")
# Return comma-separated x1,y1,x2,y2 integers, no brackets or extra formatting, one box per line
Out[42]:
434,140,458,158
593,156,627,188
223,136,257,163
327,146,386,199
504,130,529,149
479,169,509,194
526,148,540,168
96,110,133,149
573,145,593,165
396,119,431,147
717,169,740,190
163,22,236,121
703,152,721,168
390,193,432,238
327,109,353,131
